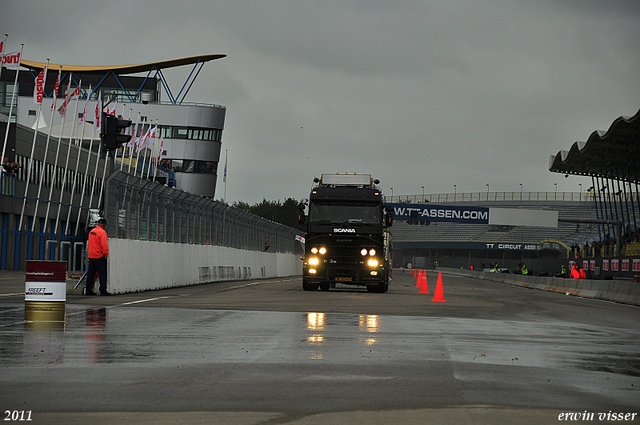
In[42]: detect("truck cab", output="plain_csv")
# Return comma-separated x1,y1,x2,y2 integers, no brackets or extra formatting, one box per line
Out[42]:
299,173,393,292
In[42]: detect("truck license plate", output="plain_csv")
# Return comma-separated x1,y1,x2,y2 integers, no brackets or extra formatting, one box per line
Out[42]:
336,277,352,282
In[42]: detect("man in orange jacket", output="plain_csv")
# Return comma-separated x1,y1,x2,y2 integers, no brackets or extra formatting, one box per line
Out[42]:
86,218,110,296
570,264,581,279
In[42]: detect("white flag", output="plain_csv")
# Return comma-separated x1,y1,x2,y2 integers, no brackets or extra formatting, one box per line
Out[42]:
79,89,91,125
1,49,21,70
50,69,61,110
106,101,117,117
58,83,81,116
157,137,164,163
33,65,48,104
136,125,150,152
128,114,140,148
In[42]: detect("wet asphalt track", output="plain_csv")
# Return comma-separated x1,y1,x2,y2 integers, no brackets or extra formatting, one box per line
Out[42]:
0,270,638,424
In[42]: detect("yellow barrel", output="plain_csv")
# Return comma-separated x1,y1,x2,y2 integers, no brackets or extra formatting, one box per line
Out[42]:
24,301,66,323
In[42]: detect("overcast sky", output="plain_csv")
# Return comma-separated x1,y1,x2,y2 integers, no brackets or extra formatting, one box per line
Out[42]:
3,0,639,204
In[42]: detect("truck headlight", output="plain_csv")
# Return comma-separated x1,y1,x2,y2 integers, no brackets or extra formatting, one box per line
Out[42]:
369,249,376,256
309,257,319,266
367,259,379,267
319,247,327,255
360,248,368,256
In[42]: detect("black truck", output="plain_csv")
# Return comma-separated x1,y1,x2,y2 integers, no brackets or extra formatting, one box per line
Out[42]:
297,173,393,292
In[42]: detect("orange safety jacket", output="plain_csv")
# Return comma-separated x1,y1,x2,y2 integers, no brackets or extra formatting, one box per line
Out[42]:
570,267,580,279
88,226,109,259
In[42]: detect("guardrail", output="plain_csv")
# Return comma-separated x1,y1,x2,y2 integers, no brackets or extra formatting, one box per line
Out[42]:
384,191,606,204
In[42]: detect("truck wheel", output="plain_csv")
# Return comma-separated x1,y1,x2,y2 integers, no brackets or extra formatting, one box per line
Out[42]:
302,280,317,291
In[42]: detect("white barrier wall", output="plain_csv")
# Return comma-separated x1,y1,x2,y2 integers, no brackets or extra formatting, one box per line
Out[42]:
434,267,640,307
107,239,300,294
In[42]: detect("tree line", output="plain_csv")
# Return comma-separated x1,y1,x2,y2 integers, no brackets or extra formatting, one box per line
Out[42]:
233,198,305,231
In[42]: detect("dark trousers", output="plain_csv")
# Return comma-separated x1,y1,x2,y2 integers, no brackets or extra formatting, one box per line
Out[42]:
86,257,108,293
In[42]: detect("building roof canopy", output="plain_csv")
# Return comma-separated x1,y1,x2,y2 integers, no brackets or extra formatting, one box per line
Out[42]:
20,54,226,75
549,109,640,182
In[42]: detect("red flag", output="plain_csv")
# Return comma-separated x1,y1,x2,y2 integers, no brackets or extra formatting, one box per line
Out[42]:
157,137,164,163
33,65,48,104
93,91,102,132
58,84,81,116
106,101,117,117
50,69,61,110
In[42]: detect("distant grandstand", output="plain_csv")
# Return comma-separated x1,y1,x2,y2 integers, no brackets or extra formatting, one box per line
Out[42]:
389,195,598,270
389,109,640,278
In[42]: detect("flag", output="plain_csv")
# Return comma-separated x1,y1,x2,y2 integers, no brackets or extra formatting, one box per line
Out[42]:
157,137,164,163
147,123,156,146
1,49,21,70
58,84,81,116
33,65,48,104
93,91,102,132
136,125,150,152
79,88,91,125
223,150,227,183
128,114,140,148
106,101,117,117
50,69,61,110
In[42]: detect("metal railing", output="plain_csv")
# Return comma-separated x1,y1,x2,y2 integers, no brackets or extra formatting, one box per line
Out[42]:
384,191,603,204
104,170,302,254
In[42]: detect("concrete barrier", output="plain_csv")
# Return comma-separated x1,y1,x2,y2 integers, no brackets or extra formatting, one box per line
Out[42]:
70,239,300,295
436,267,640,307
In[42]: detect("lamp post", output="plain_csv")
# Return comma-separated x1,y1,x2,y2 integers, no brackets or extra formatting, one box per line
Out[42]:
390,187,393,200
453,184,456,197
519,184,523,200
578,183,582,201
421,186,424,203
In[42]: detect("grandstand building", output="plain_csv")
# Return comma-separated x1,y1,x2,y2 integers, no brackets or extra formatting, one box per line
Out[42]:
389,109,640,278
1,54,226,198
0,55,228,269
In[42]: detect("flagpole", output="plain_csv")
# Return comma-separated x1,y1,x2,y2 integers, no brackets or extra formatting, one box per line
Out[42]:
66,84,90,235
0,34,7,85
30,66,60,232
224,149,227,203
86,91,105,222
42,69,68,234
19,58,49,233
54,78,81,235
145,120,157,179
0,43,22,169
120,106,130,171
128,111,140,176
73,86,97,235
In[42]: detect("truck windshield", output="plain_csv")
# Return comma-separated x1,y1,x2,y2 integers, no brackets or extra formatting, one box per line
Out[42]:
309,202,380,225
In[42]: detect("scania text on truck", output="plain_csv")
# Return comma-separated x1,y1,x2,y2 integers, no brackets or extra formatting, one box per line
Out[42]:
297,173,393,292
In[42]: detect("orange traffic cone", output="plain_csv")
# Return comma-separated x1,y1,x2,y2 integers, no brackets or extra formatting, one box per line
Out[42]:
413,268,417,278
431,272,446,303
418,271,430,294
415,269,422,287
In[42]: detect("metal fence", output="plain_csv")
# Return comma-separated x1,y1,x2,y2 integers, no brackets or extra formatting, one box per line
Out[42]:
104,170,302,254
384,191,595,204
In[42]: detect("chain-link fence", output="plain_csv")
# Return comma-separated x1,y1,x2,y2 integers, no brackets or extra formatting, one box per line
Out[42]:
104,170,302,255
